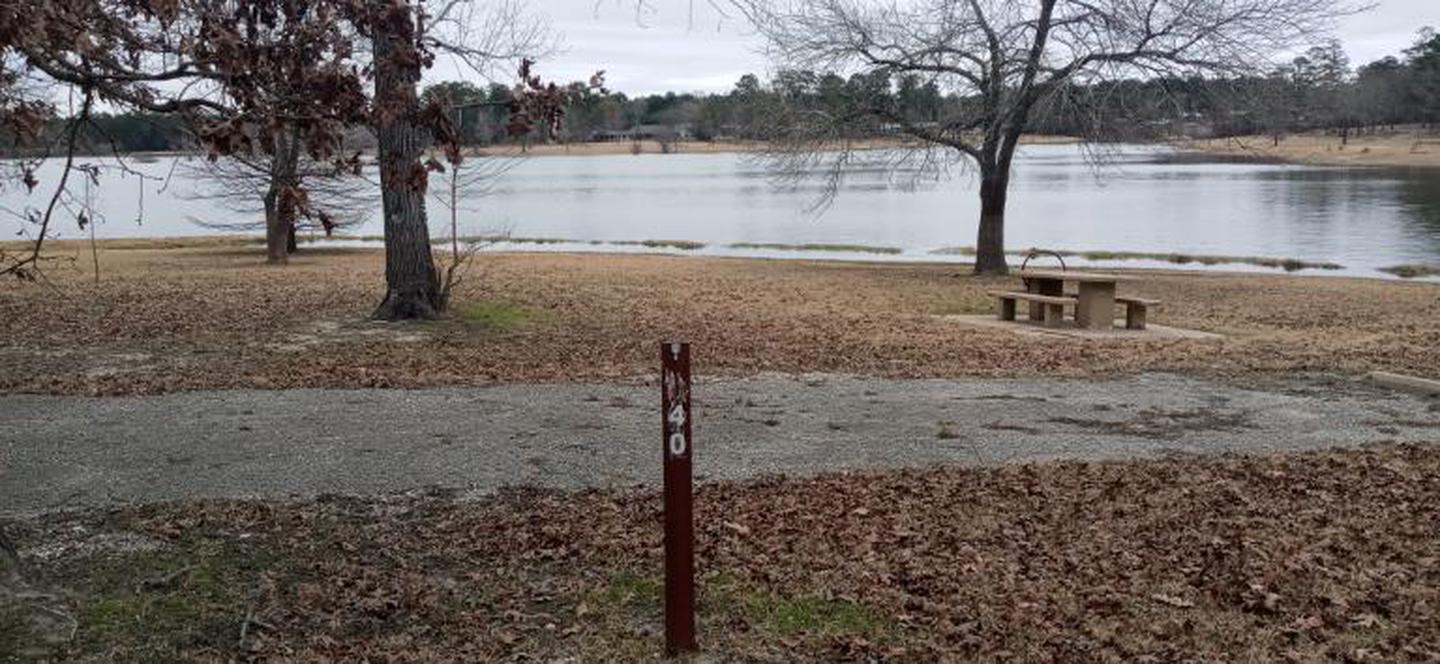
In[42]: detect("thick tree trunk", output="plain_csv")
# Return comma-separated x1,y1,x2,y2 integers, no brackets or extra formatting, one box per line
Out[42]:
370,4,442,321
263,124,300,264
262,187,285,263
974,169,1010,275
265,195,292,263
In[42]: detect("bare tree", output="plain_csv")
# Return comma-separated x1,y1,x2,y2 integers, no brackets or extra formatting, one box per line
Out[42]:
181,126,375,257
430,146,520,310
733,0,1358,274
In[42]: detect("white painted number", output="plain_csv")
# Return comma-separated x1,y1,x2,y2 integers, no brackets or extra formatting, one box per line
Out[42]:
668,399,688,456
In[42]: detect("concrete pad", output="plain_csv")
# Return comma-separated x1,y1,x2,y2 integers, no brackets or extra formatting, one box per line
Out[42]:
939,314,1224,341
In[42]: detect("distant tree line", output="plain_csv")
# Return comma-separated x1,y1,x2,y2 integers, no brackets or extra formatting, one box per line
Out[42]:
8,28,1435,158
443,29,1440,146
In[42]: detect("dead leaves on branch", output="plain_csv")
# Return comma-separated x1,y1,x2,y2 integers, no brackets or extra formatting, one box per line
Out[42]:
5,444,1439,661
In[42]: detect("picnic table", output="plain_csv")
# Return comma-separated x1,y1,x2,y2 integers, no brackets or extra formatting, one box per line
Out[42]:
986,269,1160,330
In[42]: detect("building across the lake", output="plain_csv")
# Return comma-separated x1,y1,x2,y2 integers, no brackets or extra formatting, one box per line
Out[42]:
589,124,695,142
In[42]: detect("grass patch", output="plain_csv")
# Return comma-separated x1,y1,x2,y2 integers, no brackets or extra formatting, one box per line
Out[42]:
728,242,903,255
5,535,276,661
594,571,886,640
0,609,38,660
704,573,885,637
73,540,264,654
601,573,664,606
1379,264,1440,279
750,595,881,636
455,300,535,330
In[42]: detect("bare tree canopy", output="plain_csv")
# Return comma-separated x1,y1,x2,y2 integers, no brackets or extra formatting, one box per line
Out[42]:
734,0,1362,273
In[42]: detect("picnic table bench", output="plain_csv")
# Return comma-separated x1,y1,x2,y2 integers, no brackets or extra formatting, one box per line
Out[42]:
986,290,1075,327
990,270,1161,330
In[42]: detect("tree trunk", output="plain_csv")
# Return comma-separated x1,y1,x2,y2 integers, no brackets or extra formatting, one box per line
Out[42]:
263,185,287,263
264,124,300,264
370,2,442,320
973,168,1010,275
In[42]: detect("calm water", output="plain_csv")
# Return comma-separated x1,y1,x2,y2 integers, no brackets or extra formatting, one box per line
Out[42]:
6,144,1440,277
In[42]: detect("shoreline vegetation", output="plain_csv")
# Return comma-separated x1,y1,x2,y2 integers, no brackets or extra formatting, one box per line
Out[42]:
1177,130,1440,169
12,235,1438,278
930,245,1347,272
281,235,1420,276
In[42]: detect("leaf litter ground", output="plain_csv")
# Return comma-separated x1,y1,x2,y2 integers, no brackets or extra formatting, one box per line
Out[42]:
4,444,1437,662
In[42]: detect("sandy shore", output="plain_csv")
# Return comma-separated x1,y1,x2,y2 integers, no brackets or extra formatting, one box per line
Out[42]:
1178,131,1440,169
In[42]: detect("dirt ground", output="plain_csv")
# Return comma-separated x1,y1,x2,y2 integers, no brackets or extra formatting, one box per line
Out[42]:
2,243,1439,395
3,443,1437,662
1179,131,1440,169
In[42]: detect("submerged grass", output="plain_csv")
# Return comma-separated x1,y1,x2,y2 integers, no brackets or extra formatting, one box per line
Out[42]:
302,235,1353,273
929,245,1345,272
298,235,901,256
1379,264,1440,279
613,239,707,250
727,242,904,255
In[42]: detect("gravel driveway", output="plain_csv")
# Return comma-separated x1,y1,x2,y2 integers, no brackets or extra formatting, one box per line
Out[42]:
3,372,1437,514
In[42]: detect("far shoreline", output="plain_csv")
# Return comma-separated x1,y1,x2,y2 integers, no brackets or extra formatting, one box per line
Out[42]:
11,131,1440,169
1176,130,1440,170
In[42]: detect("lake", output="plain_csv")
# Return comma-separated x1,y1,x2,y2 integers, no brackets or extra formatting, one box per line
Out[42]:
6,144,1440,278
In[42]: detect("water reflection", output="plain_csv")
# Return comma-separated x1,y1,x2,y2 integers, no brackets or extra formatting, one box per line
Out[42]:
3,145,1439,276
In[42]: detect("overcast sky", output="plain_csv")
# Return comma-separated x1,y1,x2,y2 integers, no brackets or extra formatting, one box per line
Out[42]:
427,0,1438,96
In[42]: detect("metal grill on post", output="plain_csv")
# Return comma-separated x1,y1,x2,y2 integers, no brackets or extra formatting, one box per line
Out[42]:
660,341,697,655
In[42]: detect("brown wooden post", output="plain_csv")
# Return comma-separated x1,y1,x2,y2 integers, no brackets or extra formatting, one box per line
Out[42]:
660,342,697,655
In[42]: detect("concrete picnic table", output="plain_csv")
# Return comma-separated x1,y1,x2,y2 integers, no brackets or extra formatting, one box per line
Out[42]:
1018,269,1135,329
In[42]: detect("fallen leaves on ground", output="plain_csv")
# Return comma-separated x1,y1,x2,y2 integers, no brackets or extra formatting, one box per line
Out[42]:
4,443,1438,661
2,247,1438,395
